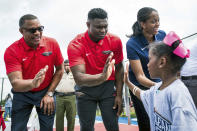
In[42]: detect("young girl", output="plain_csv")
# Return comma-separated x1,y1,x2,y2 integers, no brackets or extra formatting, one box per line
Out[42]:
4,93,12,119
124,31,197,130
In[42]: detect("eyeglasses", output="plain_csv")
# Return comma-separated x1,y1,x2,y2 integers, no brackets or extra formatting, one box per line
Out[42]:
23,26,44,33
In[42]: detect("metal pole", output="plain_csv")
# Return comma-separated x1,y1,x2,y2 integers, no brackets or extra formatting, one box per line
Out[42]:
123,61,131,125
181,32,197,40
1,78,4,105
124,84,131,125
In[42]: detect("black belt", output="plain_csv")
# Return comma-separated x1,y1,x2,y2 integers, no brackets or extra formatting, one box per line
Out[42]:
55,91,75,96
181,75,197,80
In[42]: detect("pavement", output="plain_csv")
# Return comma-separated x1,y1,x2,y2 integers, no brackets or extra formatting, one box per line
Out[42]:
3,117,139,131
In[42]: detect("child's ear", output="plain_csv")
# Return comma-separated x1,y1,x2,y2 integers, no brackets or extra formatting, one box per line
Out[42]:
159,57,167,68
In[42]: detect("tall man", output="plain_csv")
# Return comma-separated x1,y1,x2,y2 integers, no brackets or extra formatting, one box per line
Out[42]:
181,37,197,108
55,60,76,131
4,14,64,131
67,8,124,131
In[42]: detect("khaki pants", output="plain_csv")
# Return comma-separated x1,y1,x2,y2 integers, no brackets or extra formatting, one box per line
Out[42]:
56,95,76,131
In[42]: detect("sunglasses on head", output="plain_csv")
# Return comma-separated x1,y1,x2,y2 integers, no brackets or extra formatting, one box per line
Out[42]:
23,26,44,33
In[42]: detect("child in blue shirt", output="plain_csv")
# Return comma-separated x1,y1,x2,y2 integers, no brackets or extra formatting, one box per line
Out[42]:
4,93,12,119
124,31,197,131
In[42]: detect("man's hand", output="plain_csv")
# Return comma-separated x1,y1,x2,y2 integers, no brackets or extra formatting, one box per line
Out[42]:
102,52,115,80
113,95,123,116
40,95,55,115
32,65,48,88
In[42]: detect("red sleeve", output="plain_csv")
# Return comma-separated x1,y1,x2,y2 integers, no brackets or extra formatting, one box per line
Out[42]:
67,41,85,67
4,46,22,74
112,37,124,64
53,40,64,66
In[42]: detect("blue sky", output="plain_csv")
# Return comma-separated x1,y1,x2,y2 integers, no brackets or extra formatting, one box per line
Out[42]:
0,0,197,97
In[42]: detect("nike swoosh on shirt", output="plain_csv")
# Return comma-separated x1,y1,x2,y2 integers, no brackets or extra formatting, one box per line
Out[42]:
141,47,146,50
22,58,27,61
22,57,28,61
86,53,91,56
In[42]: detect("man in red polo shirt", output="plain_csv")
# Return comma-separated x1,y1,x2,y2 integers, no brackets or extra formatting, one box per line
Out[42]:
67,8,124,131
4,14,64,131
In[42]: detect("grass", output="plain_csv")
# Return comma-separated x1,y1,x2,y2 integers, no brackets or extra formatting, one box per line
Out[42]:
96,107,136,118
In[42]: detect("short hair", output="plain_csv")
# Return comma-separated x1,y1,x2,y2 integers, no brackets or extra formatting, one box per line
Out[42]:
149,42,186,74
64,59,69,64
19,14,38,27
88,8,108,20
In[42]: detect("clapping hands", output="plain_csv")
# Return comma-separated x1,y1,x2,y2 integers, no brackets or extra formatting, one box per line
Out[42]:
32,65,48,88
102,52,115,80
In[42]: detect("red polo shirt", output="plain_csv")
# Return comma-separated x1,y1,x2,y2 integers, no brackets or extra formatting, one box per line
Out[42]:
4,36,63,91
67,31,123,80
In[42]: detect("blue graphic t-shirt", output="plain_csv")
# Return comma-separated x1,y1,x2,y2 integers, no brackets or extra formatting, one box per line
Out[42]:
154,109,171,130
141,79,197,131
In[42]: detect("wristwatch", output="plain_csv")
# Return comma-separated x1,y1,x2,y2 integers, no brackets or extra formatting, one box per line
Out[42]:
46,91,54,97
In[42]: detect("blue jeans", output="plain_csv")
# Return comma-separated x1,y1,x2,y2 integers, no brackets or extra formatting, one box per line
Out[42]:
11,87,55,131
4,107,12,119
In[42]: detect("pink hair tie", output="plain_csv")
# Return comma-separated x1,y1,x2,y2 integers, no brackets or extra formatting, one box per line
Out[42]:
163,31,190,58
